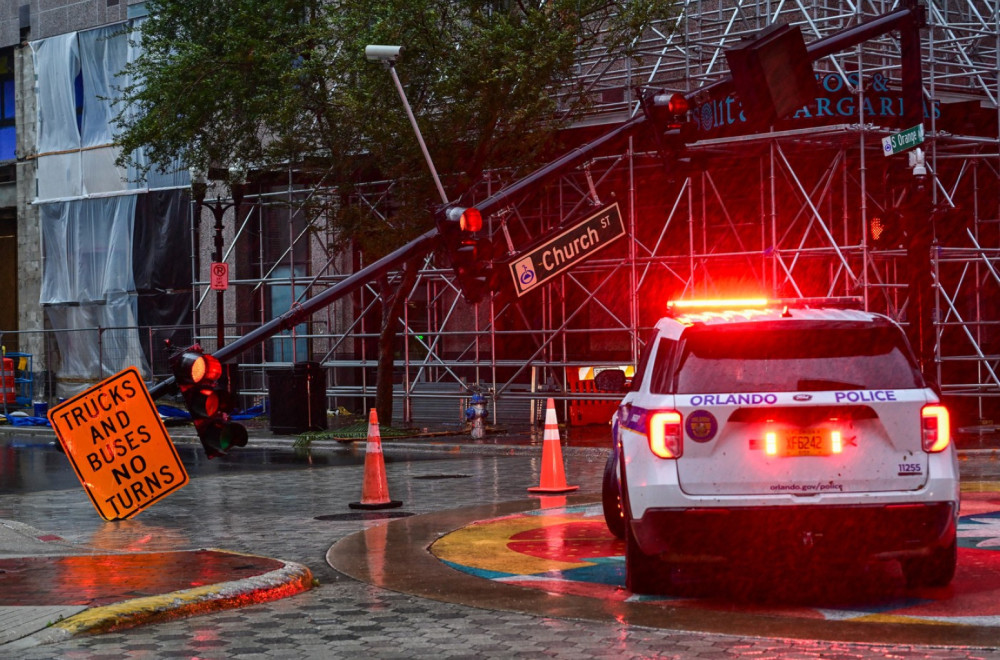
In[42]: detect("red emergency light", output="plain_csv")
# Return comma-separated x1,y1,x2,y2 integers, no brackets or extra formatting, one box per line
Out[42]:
667,297,770,312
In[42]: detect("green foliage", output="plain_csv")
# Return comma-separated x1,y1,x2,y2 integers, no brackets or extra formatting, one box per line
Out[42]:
115,0,675,239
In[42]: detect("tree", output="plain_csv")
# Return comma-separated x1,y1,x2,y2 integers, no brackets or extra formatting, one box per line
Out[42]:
114,0,675,424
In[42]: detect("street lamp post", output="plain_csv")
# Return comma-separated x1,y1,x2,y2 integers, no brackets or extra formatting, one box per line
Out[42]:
191,172,245,351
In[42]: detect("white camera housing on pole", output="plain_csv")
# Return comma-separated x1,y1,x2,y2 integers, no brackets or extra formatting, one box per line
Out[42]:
365,45,403,63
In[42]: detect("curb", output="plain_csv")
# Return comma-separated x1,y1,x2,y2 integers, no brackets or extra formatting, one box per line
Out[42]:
4,551,313,650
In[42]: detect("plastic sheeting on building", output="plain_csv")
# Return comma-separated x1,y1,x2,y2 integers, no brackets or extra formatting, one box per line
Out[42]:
32,22,192,397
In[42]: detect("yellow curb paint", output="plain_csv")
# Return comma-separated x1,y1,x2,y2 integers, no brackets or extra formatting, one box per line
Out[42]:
50,552,313,635
851,613,964,626
961,481,1000,492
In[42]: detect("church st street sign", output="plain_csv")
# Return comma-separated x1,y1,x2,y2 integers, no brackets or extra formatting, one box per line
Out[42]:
509,203,625,297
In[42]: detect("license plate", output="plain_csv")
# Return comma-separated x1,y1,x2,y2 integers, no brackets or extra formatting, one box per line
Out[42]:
784,429,829,457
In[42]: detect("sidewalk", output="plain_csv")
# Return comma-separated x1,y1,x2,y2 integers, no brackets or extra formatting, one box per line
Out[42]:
0,517,313,650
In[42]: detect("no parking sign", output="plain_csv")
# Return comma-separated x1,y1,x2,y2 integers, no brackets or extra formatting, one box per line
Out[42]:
210,262,229,290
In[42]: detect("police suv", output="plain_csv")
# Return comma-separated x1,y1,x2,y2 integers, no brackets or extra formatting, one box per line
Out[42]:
600,299,959,594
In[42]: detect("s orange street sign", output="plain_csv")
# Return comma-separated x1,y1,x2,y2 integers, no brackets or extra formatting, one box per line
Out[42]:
48,366,189,521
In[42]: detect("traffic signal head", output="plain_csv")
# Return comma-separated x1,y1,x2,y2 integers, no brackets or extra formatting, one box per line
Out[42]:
168,344,248,459
657,92,689,117
641,90,695,139
452,237,496,304
435,205,496,304
191,415,249,459
436,205,483,235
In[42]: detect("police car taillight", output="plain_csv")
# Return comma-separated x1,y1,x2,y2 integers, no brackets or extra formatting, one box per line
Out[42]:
921,404,951,452
649,411,682,458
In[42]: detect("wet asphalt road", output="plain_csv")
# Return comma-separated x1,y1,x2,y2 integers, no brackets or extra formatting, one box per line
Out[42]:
3,432,1000,659
0,438,459,495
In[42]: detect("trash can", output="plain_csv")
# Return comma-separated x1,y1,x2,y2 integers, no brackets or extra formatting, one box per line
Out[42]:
267,362,327,434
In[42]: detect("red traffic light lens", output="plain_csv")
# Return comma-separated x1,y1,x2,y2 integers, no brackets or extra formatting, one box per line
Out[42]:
183,353,222,384
460,208,482,233
188,388,221,417
201,354,223,382
174,351,208,385
172,348,223,385
189,355,207,383
666,93,689,116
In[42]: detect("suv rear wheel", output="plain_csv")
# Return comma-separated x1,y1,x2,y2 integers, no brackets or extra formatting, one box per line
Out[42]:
602,453,625,539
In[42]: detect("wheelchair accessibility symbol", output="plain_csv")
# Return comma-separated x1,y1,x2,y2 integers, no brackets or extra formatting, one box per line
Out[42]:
512,257,537,292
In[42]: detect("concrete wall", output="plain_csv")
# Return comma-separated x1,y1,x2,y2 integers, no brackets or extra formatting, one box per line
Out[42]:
0,1,140,49
14,43,43,367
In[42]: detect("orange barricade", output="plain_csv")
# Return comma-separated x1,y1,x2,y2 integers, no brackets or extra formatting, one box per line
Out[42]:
566,368,618,426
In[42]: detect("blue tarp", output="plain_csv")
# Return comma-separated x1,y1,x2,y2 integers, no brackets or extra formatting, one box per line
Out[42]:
4,414,51,427
157,404,265,421
3,403,264,428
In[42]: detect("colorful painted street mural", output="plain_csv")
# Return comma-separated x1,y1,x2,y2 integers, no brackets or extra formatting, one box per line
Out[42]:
432,488,1000,626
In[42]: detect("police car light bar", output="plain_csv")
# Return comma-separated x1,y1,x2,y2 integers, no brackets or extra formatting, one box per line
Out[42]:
667,298,770,313
667,296,863,315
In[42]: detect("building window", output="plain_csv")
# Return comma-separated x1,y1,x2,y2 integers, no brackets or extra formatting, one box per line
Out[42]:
0,50,15,162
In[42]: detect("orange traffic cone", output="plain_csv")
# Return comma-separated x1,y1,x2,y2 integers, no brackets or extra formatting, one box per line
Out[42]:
349,409,403,509
528,398,579,494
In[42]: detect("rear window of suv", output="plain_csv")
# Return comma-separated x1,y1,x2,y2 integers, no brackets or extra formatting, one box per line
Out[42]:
651,321,924,394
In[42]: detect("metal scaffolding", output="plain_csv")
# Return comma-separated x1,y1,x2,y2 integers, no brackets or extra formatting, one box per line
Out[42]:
192,1,999,430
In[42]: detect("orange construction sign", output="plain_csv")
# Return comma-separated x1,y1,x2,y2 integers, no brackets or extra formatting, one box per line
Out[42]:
48,366,189,521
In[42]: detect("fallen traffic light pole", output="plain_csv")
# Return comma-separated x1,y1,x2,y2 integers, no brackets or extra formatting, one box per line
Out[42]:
148,229,440,400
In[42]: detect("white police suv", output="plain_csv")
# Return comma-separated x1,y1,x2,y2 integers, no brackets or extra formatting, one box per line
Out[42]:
600,299,959,594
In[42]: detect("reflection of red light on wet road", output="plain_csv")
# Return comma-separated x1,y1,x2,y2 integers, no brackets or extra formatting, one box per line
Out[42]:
508,522,622,562
894,547,1000,617
0,551,283,607
435,494,1000,627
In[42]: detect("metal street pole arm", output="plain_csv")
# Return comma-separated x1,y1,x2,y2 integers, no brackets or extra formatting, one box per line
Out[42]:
474,113,648,217
148,228,439,399
387,64,450,205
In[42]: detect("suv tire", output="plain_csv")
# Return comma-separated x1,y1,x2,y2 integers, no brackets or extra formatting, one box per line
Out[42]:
602,453,625,539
